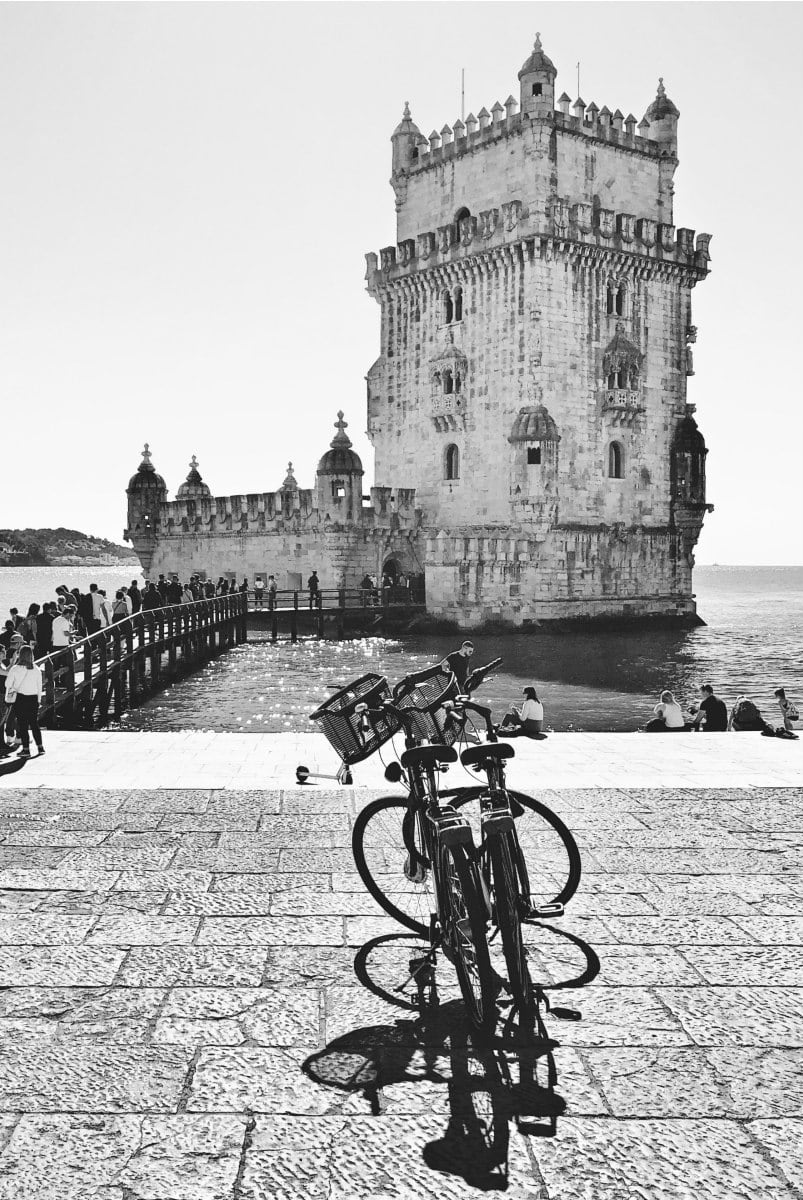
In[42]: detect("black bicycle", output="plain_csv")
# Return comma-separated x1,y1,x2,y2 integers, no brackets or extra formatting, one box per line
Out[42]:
352,667,581,1017
352,688,498,1032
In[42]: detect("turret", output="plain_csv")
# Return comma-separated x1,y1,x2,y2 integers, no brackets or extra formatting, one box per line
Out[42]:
125,444,167,573
175,455,211,500
391,102,425,176
518,33,556,119
316,411,364,522
643,78,679,152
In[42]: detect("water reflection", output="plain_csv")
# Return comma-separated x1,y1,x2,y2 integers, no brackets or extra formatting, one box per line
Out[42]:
117,568,803,734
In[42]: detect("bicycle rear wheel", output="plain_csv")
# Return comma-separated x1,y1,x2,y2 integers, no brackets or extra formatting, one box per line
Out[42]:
352,796,434,935
488,832,534,1014
439,840,496,1034
446,787,581,911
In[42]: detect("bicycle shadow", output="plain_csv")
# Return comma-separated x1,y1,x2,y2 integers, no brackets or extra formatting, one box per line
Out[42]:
303,926,600,1191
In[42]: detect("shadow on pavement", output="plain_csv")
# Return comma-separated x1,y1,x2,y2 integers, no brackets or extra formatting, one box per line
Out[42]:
303,926,600,1191
0,756,27,778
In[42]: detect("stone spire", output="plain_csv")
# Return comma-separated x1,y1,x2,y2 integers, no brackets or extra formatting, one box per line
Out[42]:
282,462,298,489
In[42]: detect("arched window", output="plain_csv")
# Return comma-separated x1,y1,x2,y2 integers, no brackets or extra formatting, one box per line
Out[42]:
443,291,453,324
454,207,471,225
443,369,453,395
606,282,614,315
616,367,626,389
628,363,640,389
445,444,460,480
615,284,626,317
608,441,624,479
454,371,461,394
607,368,617,390
453,284,463,322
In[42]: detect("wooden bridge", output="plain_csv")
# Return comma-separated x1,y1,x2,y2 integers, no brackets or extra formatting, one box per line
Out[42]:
35,594,248,731
246,587,426,642
30,588,426,731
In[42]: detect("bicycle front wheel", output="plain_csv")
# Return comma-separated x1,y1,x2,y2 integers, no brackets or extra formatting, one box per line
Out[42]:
352,796,435,936
488,832,534,1015
439,841,496,1034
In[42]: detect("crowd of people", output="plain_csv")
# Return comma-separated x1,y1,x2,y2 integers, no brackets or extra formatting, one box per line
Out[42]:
644,684,799,737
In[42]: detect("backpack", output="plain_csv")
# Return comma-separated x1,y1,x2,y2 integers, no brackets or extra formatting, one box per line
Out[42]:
786,702,800,722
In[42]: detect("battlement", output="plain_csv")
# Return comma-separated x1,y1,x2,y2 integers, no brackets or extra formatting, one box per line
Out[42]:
128,484,419,539
401,97,670,182
367,199,711,291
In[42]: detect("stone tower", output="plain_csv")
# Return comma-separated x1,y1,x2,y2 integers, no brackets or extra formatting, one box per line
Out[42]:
365,36,713,626
125,445,167,575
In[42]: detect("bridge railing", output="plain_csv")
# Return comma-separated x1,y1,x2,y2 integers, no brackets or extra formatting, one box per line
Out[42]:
34,593,247,730
246,586,426,610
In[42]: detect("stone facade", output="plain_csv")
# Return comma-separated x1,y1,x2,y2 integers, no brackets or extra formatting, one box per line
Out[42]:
126,38,712,628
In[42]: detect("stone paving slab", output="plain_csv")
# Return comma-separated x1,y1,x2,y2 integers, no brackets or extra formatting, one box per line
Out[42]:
0,783,800,1197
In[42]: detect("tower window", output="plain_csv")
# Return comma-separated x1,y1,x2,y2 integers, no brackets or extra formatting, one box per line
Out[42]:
443,290,454,324
527,444,542,465
608,442,624,479
453,284,463,322
443,369,453,395
532,83,543,96
454,371,461,394
615,284,626,316
606,283,614,315
445,444,460,480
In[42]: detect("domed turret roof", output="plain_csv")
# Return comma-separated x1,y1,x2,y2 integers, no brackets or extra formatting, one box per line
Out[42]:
673,411,706,455
176,455,211,499
317,412,364,476
392,101,423,140
508,404,560,443
518,33,557,81
127,444,166,492
644,78,679,122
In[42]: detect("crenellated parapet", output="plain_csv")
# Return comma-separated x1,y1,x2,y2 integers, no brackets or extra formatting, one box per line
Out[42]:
367,199,711,295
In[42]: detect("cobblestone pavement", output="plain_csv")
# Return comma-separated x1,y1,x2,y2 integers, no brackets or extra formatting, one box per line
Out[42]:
0,785,801,1198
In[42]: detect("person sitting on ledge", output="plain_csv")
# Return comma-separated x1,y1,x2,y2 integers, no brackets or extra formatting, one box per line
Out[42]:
497,686,546,738
688,683,729,732
644,690,688,732
728,696,773,734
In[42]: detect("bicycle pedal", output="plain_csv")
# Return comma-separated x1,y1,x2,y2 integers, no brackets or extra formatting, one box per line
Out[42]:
526,902,564,919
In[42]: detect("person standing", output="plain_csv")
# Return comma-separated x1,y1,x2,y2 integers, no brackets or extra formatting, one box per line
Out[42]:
440,640,475,691
4,645,44,758
181,582,194,604
254,579,265,608
307,571,320,610
168,577,182,605
36,603,55,657
267,575,277,611
20,604,39,648
128,581,142,614
51,606,73,651
112,591,129,623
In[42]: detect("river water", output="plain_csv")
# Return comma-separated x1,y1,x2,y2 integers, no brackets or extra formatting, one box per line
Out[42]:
1,564,799,733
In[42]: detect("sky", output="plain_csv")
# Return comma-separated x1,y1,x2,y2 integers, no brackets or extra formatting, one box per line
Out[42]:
1,1,801,565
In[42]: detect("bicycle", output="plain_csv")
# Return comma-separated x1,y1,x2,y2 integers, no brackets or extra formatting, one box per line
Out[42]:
352,667,581,1018
355,691,499,1031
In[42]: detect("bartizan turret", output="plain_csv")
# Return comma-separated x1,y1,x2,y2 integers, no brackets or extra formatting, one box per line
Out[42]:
518,32,556,119
124,444,167,574
316,412,364,523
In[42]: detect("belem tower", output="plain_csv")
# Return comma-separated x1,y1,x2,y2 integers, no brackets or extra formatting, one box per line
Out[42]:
125,36,713,629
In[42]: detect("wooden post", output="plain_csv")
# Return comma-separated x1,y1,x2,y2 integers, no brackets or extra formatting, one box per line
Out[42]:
316,591,324,639
112,627,123,719
64,643,76,725
271,600,278,644
337,588,345,640
168,607,177,673
98,632,109,723
82,639,94,727
291,591,299,643
43,655,56,729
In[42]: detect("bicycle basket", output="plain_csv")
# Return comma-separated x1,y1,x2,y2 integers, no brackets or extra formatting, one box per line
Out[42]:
310,673,400,765
393,663,461,745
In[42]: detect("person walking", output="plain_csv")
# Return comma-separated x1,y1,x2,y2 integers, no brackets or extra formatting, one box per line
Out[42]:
36,602,55,657
440,640,475,691
51,606,73,650
181,582,194,604
4,645,44,758
307,570,320,610
128,581,142,614
20,604,39,648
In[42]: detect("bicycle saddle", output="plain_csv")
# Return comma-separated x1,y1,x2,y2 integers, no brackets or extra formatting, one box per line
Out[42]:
401,744,459,769
460,742,515,767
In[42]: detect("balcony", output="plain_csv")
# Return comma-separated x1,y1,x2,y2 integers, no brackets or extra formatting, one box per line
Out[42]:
601,388,645,426
432,391,467,431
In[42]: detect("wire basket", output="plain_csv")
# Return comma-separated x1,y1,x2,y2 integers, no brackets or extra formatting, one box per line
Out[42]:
393,664,462,745
310,673,400,765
